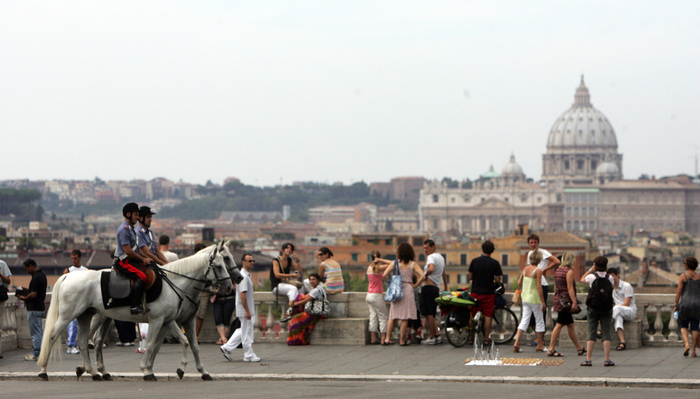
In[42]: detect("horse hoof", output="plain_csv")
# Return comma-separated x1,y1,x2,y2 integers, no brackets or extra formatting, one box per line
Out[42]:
176,369,184,379
143,374,157,381
38,372,49,381
102,373,113,381
92,374,103,381
76,366,85,379
201,374,213,381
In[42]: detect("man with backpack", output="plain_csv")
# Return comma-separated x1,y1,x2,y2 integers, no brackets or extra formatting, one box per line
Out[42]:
580,256,615,367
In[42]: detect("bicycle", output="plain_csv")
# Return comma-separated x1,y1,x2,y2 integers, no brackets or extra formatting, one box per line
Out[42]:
440,293,518,347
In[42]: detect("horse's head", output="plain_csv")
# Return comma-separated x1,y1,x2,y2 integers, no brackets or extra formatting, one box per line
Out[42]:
205,245,234,294
218,240,244,285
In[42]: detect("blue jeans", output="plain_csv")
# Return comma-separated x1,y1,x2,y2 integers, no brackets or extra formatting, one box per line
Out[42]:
27,310,45,357
67,319,78,347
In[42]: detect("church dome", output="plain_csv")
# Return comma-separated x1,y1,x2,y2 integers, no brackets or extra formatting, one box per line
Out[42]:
481,165,500,179
546,76,618,150
502,154,525,177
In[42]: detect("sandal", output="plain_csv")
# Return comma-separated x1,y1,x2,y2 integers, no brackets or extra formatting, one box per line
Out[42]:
482,339,492,347
580,360,592,367
683,346,690,357
615,343,626,351
577,347,587,356
547,350,564,357
513,346,524,353
382,341,395,346
604,360,615,367
215,339,226,345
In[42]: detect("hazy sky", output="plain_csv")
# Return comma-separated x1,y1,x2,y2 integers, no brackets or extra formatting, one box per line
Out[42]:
2,1,699,187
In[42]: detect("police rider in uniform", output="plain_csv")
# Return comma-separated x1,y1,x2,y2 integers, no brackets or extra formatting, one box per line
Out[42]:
115,203,153,314
137,206,168,266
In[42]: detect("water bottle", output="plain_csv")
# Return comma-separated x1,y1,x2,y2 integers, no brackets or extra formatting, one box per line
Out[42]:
674,310,679,320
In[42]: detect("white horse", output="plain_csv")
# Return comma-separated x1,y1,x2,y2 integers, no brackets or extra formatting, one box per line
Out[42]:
37,241,240,381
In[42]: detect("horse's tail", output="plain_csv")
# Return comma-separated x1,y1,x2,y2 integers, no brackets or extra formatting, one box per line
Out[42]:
37,274,67,367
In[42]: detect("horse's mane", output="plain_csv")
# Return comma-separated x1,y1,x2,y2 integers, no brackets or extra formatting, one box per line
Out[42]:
162,245,215,275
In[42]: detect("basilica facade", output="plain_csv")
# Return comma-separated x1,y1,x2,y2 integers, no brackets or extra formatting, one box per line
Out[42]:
419,77,700,237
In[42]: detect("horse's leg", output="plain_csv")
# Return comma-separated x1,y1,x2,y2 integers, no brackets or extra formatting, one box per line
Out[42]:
182,317,212,380
91,315,113,380
166,321,190,379
140,317,165,381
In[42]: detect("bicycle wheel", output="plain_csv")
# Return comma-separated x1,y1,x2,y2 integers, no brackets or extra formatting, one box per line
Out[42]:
489,307,518,344
443,312,471,347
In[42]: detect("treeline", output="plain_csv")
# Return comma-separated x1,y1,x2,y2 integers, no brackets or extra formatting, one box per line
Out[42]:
158,181,399,221
0,189,43,222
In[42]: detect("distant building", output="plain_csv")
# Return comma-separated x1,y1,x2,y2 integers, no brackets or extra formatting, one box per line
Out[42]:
419,76,700,237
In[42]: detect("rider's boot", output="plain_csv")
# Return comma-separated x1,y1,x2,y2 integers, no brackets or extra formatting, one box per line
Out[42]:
130,279,149,314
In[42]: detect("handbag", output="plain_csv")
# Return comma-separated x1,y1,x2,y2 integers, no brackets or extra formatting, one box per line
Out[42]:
554,291,582,314
384,260,404,302
0,284,8,302
305,292,331,316
512,290,522,306
276,257,303,289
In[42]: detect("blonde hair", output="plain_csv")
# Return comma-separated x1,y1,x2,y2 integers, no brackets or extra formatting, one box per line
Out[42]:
529,250,543,266
370,250,381,273
560,252,575,269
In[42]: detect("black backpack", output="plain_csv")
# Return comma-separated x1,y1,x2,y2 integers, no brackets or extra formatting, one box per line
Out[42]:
586,273,613,311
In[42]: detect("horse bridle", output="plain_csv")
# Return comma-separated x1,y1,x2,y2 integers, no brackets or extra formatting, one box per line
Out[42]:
157,250,232,311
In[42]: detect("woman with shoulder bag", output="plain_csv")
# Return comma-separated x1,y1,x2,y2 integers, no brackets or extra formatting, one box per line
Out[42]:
287,273,327,345
546,252,585,357
377,243,425,346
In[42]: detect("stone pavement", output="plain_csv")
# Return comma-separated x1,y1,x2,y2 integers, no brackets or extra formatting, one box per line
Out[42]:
1,342,699,388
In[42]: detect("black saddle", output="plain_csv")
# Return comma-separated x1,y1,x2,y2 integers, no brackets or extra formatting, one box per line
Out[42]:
100,269,163,310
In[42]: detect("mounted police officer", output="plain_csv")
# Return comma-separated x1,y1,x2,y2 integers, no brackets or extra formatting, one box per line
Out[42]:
115,202,153,314
137,206,168,266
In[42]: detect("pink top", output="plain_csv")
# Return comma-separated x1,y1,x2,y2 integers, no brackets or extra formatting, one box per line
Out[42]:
367,272,384,294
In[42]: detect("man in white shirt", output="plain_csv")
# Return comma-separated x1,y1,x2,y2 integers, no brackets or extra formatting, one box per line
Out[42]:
0,258,12,360
420,239,447,345
62,250,88,354
221,253,260,362
526,234,560,333
159,234,179,263
608,267,636,351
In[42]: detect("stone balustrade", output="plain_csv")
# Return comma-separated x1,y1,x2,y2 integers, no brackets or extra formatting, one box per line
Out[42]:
1,291,685,350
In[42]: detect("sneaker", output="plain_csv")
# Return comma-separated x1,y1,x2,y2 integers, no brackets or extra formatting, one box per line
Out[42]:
421,337,436,345
244,356,261,362
116,342,125,347
88,340,95,349
24,354,37,361
67,347,73,354
124,342,135,347
435,336,443,344
135,348,146,354
70,346,80,354
220,346,232,361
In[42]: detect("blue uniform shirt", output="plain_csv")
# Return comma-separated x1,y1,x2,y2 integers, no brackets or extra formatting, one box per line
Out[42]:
136,223,158,255
116,220,138,259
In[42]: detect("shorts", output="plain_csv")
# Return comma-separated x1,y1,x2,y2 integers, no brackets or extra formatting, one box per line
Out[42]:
419,285,440,316
587,308,612,341
469,293,495,318
556,309,574,326
679,318,700,331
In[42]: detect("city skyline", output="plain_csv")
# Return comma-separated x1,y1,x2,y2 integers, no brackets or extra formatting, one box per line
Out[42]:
2,1,699,187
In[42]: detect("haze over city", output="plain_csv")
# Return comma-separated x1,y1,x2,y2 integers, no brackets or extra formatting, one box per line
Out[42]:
2,1,699,187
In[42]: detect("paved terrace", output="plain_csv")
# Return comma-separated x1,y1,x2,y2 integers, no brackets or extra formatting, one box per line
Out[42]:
1,341,699,388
